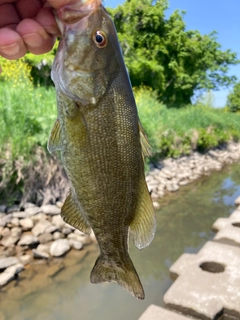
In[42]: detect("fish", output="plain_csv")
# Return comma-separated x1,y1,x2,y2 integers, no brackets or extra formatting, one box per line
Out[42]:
48,0,156,300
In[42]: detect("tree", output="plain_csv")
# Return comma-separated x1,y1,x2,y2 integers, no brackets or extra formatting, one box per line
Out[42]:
108,0,239,107
227,82,240,112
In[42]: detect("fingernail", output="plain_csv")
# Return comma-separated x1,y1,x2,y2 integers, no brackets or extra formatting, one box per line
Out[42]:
44,25,60,36
0,43,20,56
22,32,45,48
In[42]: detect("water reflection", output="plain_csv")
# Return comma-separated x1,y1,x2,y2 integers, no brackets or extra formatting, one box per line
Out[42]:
1,163,240,320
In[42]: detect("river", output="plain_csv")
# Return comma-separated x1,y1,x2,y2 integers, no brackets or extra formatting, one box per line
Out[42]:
0,163,240,320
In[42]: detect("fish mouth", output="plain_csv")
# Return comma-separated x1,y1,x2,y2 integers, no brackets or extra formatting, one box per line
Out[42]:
56,0,102,26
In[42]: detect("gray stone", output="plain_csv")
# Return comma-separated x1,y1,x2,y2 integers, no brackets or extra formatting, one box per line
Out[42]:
25,206,41,216
235,196,240,206
41,205,60,215
1,235,20,247
2,246,16,257
53,232,63,240
33,249,50,259
62,227,72,235
0,205,6,213
0,214,12,227
69,239,83,250
164,241,240,319
56,201,63,208
37,244,50,253
45,225,59,234
23,202,36,209
10,217,19,227
1,228,10,238
0,263,24,286
52,215,65,228
68,233,91,245
0,257,19,269
19,254,32,265
138,305,190,320
7,205,20,214
50,239,70,257
18,234,39,246
11,227,22,238
32,220,52,236
38,233,53,244
212,210,240,246
19,218,34,230
31,213,47,222
12,211,27,219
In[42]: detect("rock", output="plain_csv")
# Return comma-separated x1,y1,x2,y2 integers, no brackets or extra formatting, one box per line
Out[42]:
7,205,20,214
12,211,27,219
153,202,160,209
41,205,61,215
0,263,24,286
68,233,92,245
31,213,47,222
53,232,64,240
23,202,36,209
50,239,71,257
19,218,34,230
32,220,52,237
1,235,20,247
0,205,6,213
235,196,240,206
19,254,32,265
11,227,22,238
10,217,19,227
38,233,53,244
56,201,63,208
37,244,50,253
62,227,72,235
1,228,10,238
69,239,83,250
0,257,19,270
33,249,50,259
52,215,65,228
18,234,39,246
25,206,41,216
138,305,190,320
0,214,12,227
3,246,16,257
45,225,59,234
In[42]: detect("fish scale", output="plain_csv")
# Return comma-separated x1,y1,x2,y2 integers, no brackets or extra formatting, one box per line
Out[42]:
48,0,156,299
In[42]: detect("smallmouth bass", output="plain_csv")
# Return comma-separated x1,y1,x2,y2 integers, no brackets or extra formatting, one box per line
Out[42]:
48,0,156,299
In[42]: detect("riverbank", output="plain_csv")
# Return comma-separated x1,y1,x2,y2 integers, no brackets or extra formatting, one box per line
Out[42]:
1,142,240,288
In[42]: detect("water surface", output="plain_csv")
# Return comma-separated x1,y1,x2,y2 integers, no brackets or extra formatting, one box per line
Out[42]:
1,163,240,320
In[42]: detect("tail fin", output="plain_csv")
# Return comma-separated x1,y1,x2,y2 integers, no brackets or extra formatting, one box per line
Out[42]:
90,255,145,300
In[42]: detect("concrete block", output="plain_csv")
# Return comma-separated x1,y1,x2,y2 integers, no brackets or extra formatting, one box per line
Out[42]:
212,209,240,246
138,305,190,320
164,241,240,320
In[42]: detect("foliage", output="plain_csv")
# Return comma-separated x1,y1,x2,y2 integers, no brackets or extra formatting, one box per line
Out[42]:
227,82,240,112
135,88,240,158
108,0,239,106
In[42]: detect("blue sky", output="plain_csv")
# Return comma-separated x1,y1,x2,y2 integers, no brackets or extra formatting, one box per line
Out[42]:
104,0,240,107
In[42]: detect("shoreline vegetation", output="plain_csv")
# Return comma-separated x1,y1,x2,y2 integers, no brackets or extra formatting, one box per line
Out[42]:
1,67,240,205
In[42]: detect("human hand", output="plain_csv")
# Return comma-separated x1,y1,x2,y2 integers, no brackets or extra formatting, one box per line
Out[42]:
0,0,78,59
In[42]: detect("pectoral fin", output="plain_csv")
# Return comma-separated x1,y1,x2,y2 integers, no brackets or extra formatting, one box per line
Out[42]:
61,191,91,235
130,178,156,250
47,119,62,153
139,121,151,159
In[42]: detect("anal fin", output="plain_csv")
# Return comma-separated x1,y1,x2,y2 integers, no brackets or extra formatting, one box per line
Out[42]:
61,191,91,235
130,177,156,250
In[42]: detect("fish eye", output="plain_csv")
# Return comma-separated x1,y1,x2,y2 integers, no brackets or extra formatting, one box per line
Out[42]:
93,31,107,48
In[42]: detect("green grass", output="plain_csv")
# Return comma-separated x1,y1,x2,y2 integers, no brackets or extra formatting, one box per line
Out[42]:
135,88,240,158
0,81,57,160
